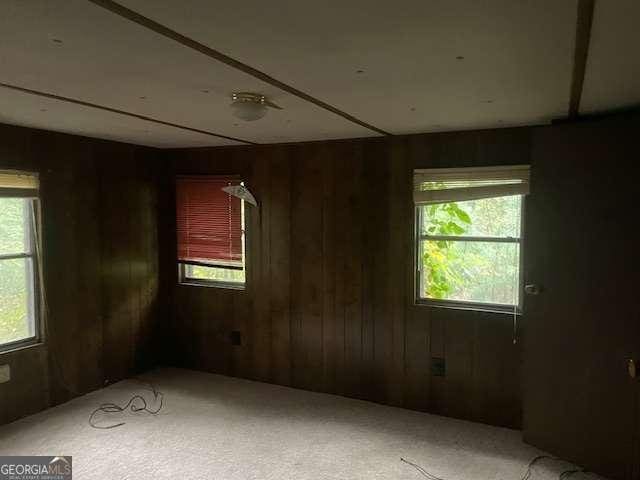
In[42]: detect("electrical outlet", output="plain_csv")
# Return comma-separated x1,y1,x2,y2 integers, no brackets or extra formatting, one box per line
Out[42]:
0,364,11,384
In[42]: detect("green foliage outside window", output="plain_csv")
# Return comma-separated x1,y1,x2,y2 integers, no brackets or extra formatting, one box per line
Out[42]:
0,198,32,345
188,264,245,284
422,202,471,298
420,195,521,305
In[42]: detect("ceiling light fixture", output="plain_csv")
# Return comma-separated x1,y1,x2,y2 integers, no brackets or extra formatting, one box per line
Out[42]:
231,92,282,121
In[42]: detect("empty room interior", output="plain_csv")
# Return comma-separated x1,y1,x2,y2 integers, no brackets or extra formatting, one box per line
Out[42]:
0,0,639,479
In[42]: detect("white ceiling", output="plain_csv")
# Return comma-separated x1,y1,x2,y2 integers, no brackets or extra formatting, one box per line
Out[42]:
120,0,577,134
0,86,226,148
0,0,637,148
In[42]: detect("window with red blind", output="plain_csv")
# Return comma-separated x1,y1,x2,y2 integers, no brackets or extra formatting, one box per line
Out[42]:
176,175,243,268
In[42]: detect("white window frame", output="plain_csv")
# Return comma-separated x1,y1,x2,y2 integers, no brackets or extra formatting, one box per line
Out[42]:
413,165,528,313
0,197,41,352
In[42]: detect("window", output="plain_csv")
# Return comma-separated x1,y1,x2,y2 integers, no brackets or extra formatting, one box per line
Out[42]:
176,175,246,288
0,170,40,351
414,165,529,311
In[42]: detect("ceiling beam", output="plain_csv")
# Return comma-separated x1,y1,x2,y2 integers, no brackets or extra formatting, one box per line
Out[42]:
0,82,256,145
86,0,391,136
568,0,596,118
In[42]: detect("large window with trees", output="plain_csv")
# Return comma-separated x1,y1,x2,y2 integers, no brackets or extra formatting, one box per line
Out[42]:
176,175,246,289
414,165,529,311
0,171,40,351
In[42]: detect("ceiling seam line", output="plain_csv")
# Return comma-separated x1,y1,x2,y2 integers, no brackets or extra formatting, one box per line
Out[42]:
0,82,257,145
568,0,596,118
85,0,391,136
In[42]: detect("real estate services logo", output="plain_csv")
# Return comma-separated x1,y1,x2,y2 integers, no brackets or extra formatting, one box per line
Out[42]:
0,456,72,480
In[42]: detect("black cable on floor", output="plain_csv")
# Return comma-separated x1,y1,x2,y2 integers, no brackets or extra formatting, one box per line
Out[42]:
401,454,593,480
559,469,591,479
88,380,164,429
401,458,446,480
522,455,558,480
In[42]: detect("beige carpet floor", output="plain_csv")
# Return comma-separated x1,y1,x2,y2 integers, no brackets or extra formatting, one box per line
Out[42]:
0,368,596,480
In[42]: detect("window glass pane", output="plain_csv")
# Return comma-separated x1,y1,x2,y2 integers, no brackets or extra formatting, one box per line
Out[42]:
420,240,519,305
421,195,521,238
185,264,245,285
0,257,35,345
0,198,28,255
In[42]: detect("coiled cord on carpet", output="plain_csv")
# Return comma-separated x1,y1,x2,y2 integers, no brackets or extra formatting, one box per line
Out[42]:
401,454,593,480
521,455,592,480
88,380,164,430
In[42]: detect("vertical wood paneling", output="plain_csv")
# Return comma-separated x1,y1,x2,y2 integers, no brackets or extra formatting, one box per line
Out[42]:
404,135,433,412
368,140,392,404
268,148,292,387
138,163,160,372
232,288,251,378
442,312,475,420
341,143,365,399
428,317,443,413
0,123,160,426
73,144,103,392
100,155,134,383
129,166,144,374
42,134,79,403
162,128,533,429
193,288,210,371
290,146,324,391
471,312,521,427
634,390,640,480
321,146,337,393
404,304,431,412
360,141,384,401
249,153,271,382
0,346,48,425
175,287,197,369
388,138,410,408
334,143,363,398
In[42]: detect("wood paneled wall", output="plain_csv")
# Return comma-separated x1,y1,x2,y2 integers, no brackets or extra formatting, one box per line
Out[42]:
161,127,531,428
0,123,160,425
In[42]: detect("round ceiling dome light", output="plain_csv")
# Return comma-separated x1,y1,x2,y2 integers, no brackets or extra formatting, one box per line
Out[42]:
231,92,282,122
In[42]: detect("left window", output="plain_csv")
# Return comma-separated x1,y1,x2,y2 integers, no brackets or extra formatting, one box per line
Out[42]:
0,170,40,351
176,175,246,289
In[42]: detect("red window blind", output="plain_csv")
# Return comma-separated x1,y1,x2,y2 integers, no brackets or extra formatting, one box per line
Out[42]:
176,175,243,266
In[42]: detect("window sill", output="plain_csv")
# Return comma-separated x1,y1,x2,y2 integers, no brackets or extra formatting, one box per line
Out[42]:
415,299,522,316
178,280,245,291
0,339,44,356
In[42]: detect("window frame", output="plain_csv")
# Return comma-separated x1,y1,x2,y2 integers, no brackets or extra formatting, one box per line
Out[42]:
414,196,525,314
0,197,42,353
177,191,247,290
